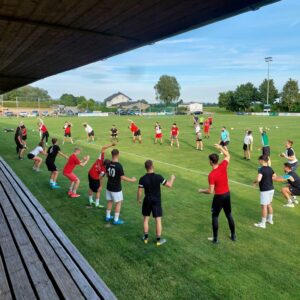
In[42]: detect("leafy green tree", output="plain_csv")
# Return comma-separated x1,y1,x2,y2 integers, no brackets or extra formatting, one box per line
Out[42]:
258,79,279,104
218,91,236,110
3,85,51,100
280,78,300,112
234,82,259,111
59,93,77,106
154,75,180,105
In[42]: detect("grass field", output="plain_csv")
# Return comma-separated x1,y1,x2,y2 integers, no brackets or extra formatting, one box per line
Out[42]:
0,114,299,300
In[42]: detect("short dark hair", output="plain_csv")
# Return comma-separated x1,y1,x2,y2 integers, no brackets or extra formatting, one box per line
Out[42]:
173,123,176,126
209,153,219,164
103,159,111,167
284,162,292,169
287,140,293,146
145,160,153,170
52,138,57,144
111,149,119,157
38,141,44,147
248,130,252,135
258,155,269,162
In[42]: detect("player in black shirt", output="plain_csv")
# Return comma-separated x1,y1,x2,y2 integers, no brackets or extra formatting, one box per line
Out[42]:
273,163,300,208
46,138,68,189
15,122,26,159
280,140,298,171
105,149,136,225
110,125,118,142
253,155,277,228
137,160,175,246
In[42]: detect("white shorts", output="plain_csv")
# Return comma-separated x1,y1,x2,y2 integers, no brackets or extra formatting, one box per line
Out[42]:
106,190,123,203
260,190,274,205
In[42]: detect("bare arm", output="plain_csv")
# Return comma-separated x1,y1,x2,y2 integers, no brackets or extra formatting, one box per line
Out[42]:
137,187,143,204
80,155,90,167
214,144,230,162
164,175,176,188
253,174,263,185
101,143,115,154
198,184,214,194
58,151,68,159
121,175,136,183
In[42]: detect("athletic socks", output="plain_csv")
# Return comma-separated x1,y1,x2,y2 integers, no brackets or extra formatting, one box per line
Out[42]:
89,195,93,205
267,214,273,222
95,199,99,207
50,180,54,185
261,217,267,225
288,199,293,204
114,213,120,222
106,210,111,218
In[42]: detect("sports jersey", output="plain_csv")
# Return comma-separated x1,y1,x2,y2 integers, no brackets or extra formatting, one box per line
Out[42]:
46,145,61,164
204,121,210,130
208,160,229,195
171,127,179,136
195,124,201,134
15,127,22,142
130,123,138,133
85,125,93,134
139,173,167,202
155,125,162,134
261,132,269,147
21,126,27,137
258,166,274,191
30,146,43,156
244,134,253,145
286,147,298,164
64,125,71,134
111,128,118,135
199,117,204,123
106,162,124,192
40,124,48,133
287,171,300,189
63,153,80,174
221,130,230,142
89,153,106,180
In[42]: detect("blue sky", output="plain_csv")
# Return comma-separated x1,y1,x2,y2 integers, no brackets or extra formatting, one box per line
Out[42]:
33,0,300,103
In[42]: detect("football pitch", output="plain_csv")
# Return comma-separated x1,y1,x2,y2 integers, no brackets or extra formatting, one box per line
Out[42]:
0,114,299,300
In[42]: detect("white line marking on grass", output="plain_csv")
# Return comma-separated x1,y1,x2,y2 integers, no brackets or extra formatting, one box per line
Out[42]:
120,150,254,189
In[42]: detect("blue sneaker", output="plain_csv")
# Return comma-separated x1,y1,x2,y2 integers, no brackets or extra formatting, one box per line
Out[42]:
51,184,61,189
113,219,125,225
105,216,114,222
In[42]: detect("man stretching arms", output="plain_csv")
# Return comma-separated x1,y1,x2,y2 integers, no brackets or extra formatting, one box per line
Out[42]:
137,160,175,246
105,149,136,224
198,144,236,244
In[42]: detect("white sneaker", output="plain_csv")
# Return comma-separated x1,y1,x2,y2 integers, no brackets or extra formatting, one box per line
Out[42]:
293,199,299,205
254,222,266,229
283,203,295,208
267,220,274,225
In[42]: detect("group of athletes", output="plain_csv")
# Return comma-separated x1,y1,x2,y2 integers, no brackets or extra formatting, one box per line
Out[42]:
12,115,300,245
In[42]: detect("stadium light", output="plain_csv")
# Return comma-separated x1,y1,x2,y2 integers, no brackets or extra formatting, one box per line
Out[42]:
264,57,273,106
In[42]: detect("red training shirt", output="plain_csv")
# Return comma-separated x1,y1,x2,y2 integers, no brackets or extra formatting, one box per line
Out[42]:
89,153,106,180
208,160,230,195
171,127,179,136
130,123,138,133
65,125,71,134
63,153,80,174
40,124,47,133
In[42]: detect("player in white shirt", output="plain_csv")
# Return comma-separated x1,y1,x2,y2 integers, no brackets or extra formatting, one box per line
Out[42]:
154,122,163,144
243,130,253,160
27,141,47,172
195,123,203,151
83,123,95,143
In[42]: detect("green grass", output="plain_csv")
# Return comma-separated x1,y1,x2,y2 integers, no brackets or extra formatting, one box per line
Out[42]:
0,114,299,299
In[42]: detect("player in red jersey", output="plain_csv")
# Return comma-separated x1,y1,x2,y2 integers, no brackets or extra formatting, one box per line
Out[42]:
38,118,49,145
63,148,90,198
63,121,74,144
198,144,236,244
208,116,213,127
154,122,163,144
203,119,210,139
170,123,179,148
128,119,142,143
88,143,114,208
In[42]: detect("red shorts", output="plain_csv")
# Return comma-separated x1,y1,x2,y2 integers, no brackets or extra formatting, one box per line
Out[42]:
204,128,209,133
63,172,78,182
155,133,162,138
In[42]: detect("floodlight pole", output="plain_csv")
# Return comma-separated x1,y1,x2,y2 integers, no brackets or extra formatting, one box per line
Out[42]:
264,57,273,106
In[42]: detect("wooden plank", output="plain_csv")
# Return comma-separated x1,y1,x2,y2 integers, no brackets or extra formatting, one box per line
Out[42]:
0,169,102,300
0,157,117,300
0,254,12,300
0,184,59,300
0,205,36,300
0,173,87,300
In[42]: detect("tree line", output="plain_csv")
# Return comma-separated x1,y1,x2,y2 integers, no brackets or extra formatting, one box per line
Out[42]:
218,78,300,112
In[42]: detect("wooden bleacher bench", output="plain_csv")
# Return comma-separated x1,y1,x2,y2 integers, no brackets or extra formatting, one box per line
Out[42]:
0,157,117,300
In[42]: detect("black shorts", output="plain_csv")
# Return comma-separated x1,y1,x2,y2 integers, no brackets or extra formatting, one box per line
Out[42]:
64,133,71,137
262,146,270,157
88,174,100,193
27,153,35,159
220,141,229,147
196,137,202,142
243,144,249,151
111,134,118,138
200,122,204,126
142,200,162,218
134,129,141,137
46,161,57,172
88,131,94,137
212,192,231,216
289,186,300,196
15,140,24,150
22,135,27,141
